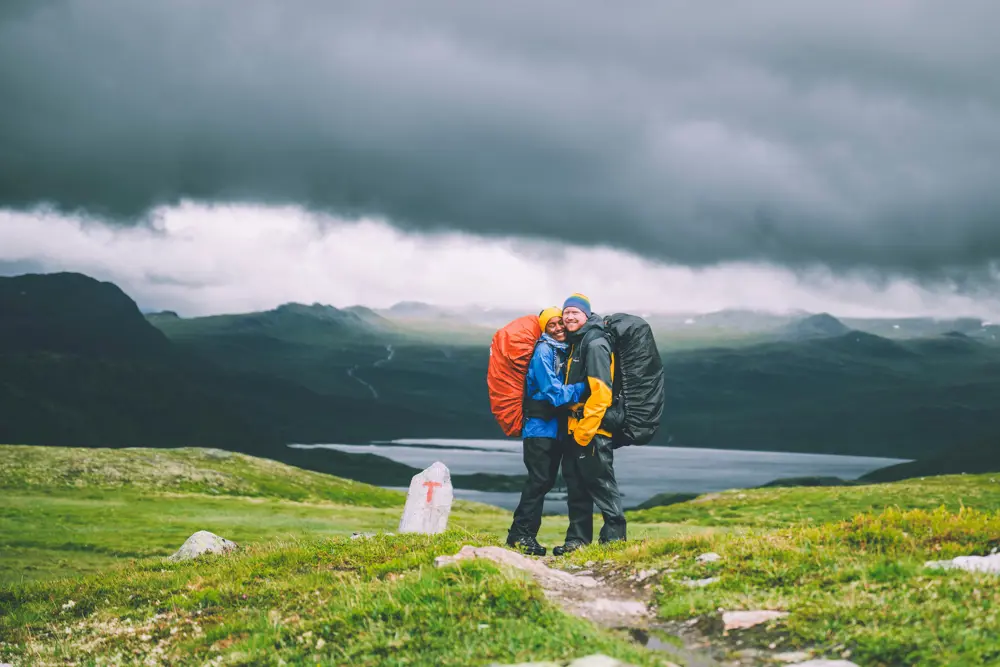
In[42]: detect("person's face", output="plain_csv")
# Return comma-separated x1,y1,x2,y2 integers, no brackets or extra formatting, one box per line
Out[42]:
545,316,567,342
562,307,586,333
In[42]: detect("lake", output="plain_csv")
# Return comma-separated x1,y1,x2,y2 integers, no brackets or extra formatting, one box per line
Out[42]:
291,439,907,510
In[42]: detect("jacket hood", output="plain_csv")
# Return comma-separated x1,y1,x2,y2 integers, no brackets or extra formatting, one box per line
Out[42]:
567,313,604,343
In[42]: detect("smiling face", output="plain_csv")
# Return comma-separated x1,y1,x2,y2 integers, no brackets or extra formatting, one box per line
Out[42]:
561,306,586,333
544,316,567,342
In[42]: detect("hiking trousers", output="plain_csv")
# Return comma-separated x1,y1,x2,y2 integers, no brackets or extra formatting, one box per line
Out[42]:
508,437,562,540
562,434,627,545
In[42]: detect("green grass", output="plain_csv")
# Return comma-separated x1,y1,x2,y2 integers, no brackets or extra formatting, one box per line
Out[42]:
0,446,701,585
0,445,406,506
564,507,1000,666
10,444,1000,665
628,472,1000,528
0,533,670,667
0,488,700,586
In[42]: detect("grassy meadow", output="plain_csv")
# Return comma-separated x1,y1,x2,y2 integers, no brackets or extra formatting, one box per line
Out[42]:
3,445,1000,666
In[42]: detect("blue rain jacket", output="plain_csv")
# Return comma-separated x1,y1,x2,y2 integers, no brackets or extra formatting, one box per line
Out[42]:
523,334,586,439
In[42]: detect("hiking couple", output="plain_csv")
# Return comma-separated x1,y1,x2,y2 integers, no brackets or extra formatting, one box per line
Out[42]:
506,293,627,557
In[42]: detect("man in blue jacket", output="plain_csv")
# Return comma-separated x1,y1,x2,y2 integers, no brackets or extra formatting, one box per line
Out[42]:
507,307,585,556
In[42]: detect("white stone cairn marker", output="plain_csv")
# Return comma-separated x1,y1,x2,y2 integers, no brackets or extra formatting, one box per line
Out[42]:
398,461,453,534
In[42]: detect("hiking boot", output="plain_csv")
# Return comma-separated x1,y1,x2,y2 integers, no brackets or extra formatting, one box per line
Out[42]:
552,541,585,557
506,535,546,557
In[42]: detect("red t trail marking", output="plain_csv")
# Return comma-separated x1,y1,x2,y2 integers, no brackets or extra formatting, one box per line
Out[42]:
423,481,442,502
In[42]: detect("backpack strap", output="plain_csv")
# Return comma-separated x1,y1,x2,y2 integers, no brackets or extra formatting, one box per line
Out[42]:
522,338,559,420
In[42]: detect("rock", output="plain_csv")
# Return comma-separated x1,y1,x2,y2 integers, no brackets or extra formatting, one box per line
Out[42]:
436,546,599,590
774,651,813,663
487,657,639,667
437,545,648,627
168,531,238,561
721,610,788,631
925,553,1000,574
350,532,377,540
585,598,648,617
631,568,658,582
696,552,721,563
398,461,453,534
787,661,859,667
567,656,639,667
682,577,719,587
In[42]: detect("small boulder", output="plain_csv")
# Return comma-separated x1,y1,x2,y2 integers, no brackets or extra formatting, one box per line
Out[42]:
567,656,639,667
773,652,813,663
169,531,238,561
398,461,453,534
925,553,1000,574
696,552,721,563
722,610,788,631
487,657,640,667
682,576,719,587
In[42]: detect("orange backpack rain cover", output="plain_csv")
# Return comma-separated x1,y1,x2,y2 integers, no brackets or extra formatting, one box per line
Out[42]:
487,315,542,437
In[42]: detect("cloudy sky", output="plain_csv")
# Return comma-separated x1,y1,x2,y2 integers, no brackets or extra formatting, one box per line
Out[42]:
3,1,1000,316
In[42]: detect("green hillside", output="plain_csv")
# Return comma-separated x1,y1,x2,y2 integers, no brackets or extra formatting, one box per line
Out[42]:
151,296,1000,459
7,272,1000,463
3,446,1000,665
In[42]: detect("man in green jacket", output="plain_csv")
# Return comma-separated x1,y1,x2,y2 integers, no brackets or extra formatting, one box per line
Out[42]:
552,293,627,556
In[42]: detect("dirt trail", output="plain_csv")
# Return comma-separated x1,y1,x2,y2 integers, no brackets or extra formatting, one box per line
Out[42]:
436,546,844,667
435,546,721,667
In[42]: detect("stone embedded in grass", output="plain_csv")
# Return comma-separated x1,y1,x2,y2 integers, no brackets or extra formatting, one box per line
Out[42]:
487,655,642,667
398,461,453,534
682,576,719,587
925,553,1000,574
435,546,599,590
696,552,721,563
721,610,788,631
168,530,238,561
773,651,813,663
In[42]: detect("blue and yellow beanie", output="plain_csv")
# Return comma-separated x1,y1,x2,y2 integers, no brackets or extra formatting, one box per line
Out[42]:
562,293,592,317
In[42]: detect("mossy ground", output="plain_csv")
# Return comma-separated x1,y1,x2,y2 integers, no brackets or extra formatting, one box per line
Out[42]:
4,445,1000,666
1,533,667,666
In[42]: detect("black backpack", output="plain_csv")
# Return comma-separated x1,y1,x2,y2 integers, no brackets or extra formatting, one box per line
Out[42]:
602,313,664,446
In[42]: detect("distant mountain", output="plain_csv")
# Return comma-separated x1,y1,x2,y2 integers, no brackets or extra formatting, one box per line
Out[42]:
10,272,1000,467
377,302,521,332
0,273,461,450
155,301,383,340
384,301,444,319
843,316,984,339
781,313,851,340
344,305,394,328
145,310,181,323
0,273,174,359
696,309,804,332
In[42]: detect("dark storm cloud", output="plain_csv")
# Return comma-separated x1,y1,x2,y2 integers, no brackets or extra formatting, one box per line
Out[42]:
3,0,1000,274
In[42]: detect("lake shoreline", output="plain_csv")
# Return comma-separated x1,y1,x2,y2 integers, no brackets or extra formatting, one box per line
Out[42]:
292,439,908,510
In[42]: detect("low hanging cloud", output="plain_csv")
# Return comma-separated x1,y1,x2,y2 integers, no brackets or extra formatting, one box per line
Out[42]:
1,204,996,319
2,1,1000,277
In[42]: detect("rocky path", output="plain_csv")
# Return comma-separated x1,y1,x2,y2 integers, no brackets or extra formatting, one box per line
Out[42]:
435,546,859,667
